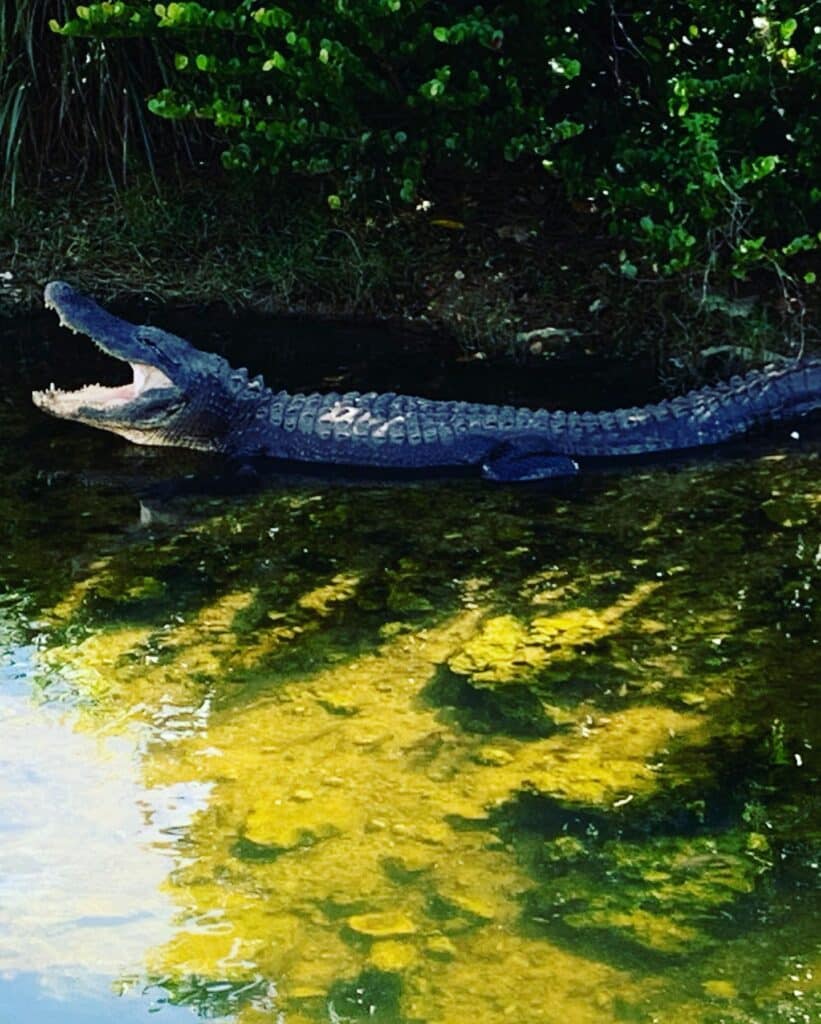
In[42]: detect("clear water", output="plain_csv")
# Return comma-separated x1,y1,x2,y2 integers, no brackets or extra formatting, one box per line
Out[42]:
1,318,818,1023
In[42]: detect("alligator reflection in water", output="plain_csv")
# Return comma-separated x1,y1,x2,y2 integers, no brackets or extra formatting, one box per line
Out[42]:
1,438,818,1022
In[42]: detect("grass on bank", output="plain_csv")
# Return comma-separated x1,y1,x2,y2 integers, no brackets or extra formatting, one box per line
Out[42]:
0,173,815,379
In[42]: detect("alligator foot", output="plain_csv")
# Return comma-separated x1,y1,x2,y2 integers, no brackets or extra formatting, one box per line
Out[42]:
481,444,579,482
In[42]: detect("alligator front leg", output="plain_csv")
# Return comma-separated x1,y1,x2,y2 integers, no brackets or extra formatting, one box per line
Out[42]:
480,442,579,482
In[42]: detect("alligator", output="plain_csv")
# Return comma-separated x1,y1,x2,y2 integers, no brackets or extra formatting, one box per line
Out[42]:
32,281,820,482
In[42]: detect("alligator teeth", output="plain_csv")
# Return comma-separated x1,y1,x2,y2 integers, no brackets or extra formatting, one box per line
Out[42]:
55,313,78,334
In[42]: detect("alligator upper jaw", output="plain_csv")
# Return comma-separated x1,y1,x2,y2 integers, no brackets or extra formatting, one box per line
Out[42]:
43,280,141,358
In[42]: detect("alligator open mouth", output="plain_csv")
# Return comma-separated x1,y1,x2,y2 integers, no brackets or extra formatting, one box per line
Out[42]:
32,362,175,416
32,283,175,417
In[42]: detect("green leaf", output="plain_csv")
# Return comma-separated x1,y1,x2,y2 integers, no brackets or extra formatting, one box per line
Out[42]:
548,56,581,79
252,6,292,29
751,155,779,180
781,234,816,256
779,18,797,40
420,79,445,99
738,236,765,254
262,51,287,72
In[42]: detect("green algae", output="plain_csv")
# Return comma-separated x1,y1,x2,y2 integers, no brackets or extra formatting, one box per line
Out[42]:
525,830,773,956
448,580,660,686
2,439,819,1023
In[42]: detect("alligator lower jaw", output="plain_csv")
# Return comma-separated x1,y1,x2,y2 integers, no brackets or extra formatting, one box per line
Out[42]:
32,362,174,416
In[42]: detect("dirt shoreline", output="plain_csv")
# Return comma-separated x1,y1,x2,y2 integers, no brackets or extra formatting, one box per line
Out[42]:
1,176,816,390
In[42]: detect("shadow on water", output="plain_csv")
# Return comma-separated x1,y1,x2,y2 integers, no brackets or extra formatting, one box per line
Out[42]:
1,306,819,1023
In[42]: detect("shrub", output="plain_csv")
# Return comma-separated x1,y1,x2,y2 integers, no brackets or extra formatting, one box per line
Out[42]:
41,1,821,281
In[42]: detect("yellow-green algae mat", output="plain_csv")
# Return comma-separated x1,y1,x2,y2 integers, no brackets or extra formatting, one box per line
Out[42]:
28,454,821,1023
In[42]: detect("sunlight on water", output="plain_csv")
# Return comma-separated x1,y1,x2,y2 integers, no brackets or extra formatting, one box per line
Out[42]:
0,644,212,1020
0,370,819,1023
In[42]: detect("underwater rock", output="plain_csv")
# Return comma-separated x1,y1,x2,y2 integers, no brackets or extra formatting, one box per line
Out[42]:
346,910,418,938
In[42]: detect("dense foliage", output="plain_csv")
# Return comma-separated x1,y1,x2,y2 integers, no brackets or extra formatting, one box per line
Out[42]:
29,3,821,281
